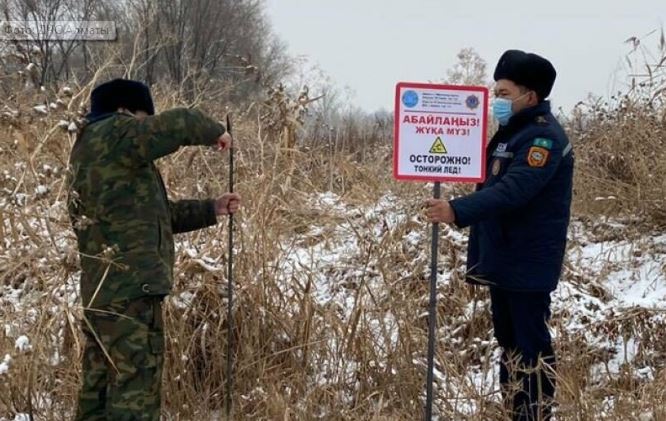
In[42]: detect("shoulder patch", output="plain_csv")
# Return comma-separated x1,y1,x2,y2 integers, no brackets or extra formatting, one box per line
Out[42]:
527,146,550,168
535,115,549,125
533,138,553,150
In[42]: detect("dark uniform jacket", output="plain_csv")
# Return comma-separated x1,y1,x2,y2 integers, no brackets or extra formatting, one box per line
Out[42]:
450,101,574,292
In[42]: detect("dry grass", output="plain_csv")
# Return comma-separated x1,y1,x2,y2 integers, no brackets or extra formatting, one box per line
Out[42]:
568,32,666,228
0,76,664,421
568,96,666,228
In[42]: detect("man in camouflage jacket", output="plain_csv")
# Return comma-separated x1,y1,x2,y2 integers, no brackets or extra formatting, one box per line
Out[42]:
68,79,241,420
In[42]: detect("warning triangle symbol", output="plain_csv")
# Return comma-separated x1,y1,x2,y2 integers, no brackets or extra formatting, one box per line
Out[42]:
429,137,447,154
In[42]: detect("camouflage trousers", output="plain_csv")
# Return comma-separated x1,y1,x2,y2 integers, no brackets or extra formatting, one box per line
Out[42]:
76,296,165,421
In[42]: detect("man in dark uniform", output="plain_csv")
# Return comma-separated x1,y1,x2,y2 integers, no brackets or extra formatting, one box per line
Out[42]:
68,79,241,420
425,50,574,420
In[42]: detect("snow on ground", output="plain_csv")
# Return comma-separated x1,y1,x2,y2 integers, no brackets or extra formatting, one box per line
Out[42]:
267,192,666,417
0,415,30,421
0,191,664,418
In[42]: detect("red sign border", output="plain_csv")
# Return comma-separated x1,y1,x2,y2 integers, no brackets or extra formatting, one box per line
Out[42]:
393,82,489,183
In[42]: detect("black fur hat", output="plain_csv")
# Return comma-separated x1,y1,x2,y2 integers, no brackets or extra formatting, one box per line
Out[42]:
89,79,155,119
494,50,557,100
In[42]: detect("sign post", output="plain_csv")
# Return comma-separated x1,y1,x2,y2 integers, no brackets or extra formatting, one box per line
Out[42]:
226,114,235,420
393,82,488,420
425,180,440,421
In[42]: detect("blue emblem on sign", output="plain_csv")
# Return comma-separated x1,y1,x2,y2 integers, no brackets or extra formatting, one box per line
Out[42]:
466,95,480,110
402,90,419,108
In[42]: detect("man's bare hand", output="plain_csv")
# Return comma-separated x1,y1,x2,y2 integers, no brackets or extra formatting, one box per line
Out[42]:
425,199,456,224
217,132,232,151
215,193,241,216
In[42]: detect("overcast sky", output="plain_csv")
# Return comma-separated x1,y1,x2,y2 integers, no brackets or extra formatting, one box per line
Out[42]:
265,0,666,114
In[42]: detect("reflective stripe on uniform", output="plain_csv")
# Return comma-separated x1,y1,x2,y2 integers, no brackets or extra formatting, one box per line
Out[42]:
492,151,514,159
562,142,573,157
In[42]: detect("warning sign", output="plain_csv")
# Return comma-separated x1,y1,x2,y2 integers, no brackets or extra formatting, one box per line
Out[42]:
429,137,447,154
393,82,488,183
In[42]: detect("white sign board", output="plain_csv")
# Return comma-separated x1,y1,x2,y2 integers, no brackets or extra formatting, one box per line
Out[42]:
394,82,489,183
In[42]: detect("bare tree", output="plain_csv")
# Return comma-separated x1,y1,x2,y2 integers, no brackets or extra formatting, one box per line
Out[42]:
1,0,292,103
444,47,488,86
1,0,122,86
138,0,289,100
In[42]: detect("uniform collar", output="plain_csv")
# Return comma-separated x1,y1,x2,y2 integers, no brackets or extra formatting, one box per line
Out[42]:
84,111,134,126
500,100,551,132
488,101,551,154
84,111,116,125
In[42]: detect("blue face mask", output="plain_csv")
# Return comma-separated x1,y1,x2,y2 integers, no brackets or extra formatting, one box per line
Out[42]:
492,97,514,126
492,92,531,126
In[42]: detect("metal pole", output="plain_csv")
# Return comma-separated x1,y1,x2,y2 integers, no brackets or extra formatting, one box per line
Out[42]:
425,181,441,420
225,114,235,420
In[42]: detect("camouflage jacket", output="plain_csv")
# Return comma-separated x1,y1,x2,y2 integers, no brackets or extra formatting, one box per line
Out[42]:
68,108,225,307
